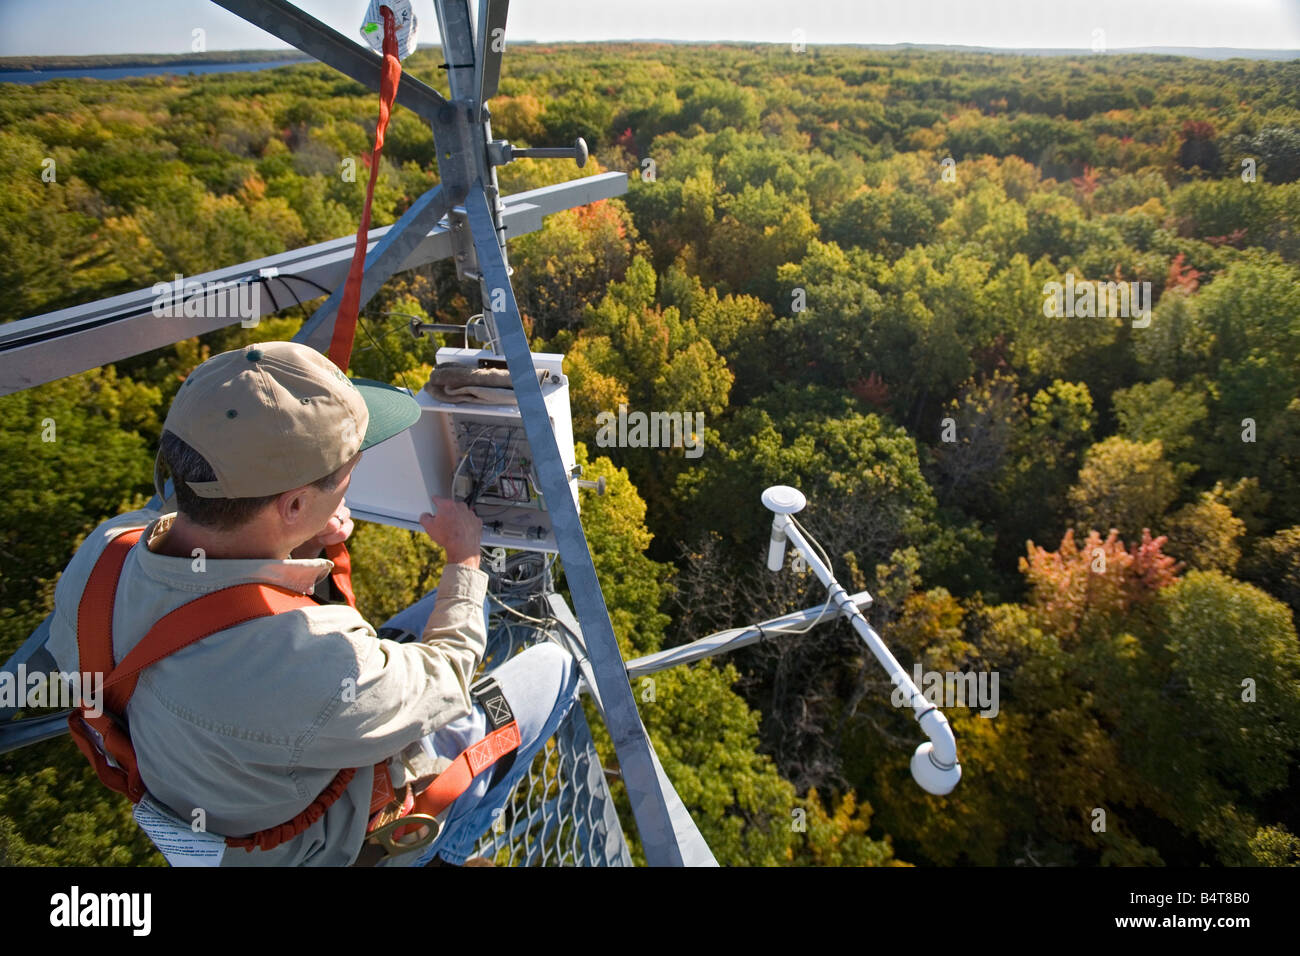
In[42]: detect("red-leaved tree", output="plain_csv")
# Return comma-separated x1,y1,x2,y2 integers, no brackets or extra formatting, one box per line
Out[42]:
1020,528,1182,641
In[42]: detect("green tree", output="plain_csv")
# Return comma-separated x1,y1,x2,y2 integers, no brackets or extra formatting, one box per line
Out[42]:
1163,494,1245,574
551,257,735,525
1241,526,1300,617
1068,438,1180,541
0,368,157,658
511,197,642,343
1111,378,1208,459
1121,573,1300,864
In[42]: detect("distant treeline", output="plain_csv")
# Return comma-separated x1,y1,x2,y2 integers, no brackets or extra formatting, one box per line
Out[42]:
0,50,312,72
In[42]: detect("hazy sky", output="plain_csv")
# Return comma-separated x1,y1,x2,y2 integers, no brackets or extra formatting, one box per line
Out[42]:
2,0,1298,56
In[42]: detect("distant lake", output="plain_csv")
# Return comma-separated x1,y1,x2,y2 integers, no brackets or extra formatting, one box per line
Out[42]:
0,59,309,84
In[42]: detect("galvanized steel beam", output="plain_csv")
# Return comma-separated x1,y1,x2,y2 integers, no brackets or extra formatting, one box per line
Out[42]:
466,184,686,867
209,0,450,124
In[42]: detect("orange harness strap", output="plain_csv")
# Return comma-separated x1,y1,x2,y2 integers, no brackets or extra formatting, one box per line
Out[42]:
366,721,521,814
71,527,521,862
408,720,521,818
362,713,521,856
324,540,357,608
69,528,363,853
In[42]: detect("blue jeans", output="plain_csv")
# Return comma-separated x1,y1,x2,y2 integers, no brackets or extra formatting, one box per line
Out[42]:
377,596,580,866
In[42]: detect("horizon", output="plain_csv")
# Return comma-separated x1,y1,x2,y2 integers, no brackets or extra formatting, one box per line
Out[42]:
4,39,1297,68
8,38,1300,52
2,0,1299,56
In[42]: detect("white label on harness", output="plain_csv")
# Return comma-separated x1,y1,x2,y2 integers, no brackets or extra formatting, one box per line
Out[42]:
133,795,226,867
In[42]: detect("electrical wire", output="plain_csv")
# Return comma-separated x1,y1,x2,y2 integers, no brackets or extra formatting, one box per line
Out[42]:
494,550,555,593
275,273,313,325
277,273,332,297
790,514,835,574
478,434,513,494
357,313,421,396
486,589,555,627
457,422,532,510
483,549,556,631
761,514,839,636
258,276,282,315
459,428,500,506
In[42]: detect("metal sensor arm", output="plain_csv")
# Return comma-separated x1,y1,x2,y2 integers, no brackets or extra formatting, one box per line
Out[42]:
765,498,962,796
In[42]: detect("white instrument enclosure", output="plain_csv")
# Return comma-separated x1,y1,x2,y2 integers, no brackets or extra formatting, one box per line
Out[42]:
345,348,578,553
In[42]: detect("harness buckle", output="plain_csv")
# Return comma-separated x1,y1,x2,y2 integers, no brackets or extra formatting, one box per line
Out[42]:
366,813,441,857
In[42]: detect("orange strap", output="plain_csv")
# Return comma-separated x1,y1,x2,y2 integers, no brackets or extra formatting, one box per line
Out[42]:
69,527,369,852
408,721,522,819
328,4,403,371
364,678,522,844
102,582,323,718
70,528,146,797
325,540,357,608
366,720,521,848
223,766,358,853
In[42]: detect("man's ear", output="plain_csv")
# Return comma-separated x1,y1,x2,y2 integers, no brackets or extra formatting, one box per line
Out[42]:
275,485,313,529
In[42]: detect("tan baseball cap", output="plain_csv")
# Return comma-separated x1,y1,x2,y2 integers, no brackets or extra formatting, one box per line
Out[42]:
157,341,420,499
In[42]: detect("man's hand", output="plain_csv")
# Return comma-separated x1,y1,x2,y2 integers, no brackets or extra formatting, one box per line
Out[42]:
290,500,354,559
419,496,482,569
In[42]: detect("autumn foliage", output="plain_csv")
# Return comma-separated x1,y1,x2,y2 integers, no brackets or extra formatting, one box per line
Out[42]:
1020,528,1182,640
1164,252,1200,293
5,41,1300,867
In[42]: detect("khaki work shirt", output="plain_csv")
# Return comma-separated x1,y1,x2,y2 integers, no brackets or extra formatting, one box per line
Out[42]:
45,508,489,866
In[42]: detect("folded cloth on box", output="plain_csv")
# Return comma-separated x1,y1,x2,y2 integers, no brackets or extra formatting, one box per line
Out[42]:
423,363,542,404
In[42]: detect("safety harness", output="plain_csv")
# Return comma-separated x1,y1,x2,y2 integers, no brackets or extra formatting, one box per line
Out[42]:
68,526,520,865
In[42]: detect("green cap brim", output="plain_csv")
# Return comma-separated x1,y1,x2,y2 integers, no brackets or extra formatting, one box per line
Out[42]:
352,378,421,451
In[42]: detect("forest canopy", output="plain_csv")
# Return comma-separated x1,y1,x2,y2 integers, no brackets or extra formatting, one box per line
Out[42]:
2,42,1299,867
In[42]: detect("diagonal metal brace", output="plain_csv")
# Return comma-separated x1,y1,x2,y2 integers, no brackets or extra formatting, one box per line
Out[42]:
210,0,450,124
295,184,451,355
465,184,685,866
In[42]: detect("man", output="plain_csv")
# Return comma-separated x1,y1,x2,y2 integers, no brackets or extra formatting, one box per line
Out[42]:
45,341,579,866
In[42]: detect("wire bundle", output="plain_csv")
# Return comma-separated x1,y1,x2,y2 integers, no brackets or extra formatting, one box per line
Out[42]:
456,423,531,511
484,549,559,629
